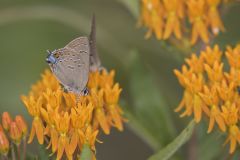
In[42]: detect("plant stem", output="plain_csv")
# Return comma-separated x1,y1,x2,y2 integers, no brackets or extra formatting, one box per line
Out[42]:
11,143,16,160
17,145,21,160
23,138,26,160
1,155,8,160
187,128,197,160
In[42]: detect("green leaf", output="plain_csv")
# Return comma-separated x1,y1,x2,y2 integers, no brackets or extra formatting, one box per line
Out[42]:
126,50,177,149
80,144,92,160
148,120,195,160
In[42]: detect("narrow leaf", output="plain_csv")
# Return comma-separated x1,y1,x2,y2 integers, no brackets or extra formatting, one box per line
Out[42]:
126,50,177,149
148,120,195,160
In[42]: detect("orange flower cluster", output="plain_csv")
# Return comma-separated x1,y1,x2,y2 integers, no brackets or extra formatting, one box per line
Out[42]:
174,44,240,153
0,112,28,157
21,69,124,160
139,0,226,44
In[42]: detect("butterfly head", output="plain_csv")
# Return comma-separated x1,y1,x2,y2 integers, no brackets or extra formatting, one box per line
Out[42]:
46,50,57,64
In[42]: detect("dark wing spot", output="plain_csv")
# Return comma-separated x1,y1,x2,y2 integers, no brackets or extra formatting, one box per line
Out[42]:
80,50,88,54
67,65,74,70
78,64,83,67
53,52,59,58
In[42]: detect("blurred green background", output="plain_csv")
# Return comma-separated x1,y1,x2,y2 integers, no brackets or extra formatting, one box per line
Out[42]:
0,0,240,159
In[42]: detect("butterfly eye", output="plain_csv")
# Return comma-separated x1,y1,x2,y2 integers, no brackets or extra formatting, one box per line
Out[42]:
47,50,52,55
46,58,50,63
46,54,57,64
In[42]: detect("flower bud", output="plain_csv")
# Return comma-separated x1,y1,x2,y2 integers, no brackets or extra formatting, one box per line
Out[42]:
0,131,9,156
9,122,22,145
15,115,28,137
2,112,12,131
0,125,3,132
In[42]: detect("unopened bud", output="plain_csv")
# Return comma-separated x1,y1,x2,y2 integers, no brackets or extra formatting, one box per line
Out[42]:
15,115,28,137
9,122,22,145
0,125,3,132
2,112,12,131
0,131,9,156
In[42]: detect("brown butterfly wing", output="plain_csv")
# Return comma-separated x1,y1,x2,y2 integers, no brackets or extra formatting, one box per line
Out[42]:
50,37,90,94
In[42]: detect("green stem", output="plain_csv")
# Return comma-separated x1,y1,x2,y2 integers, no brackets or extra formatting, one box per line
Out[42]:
187,129,197,160
1,155,8,160
11,143,16,160
17,145,21,160
23,138,26,160
148,121,195,160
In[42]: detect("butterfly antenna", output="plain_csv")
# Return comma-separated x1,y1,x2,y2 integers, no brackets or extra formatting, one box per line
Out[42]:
46,50,51,54
89,14,102,71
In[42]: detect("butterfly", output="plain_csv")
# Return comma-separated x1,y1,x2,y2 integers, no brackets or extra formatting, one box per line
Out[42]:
46,16,102,96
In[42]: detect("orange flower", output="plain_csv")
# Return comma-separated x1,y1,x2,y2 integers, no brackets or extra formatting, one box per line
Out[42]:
226,44,240,69
79,126,98,160
185,54,205,74
175,68,207,122
138,0,226,44
162,0,183,39
175,44,240,154
201,45,222,66
40,105,58,153
224,125,240,154
204,61,224,82
15,115,28,138
187,0,209,44
21,96,44,144
217,80,235,101
79,126,98,152
54,112,72,160
200,86,226,133
21,68,125,159
91,89,110,134
206,0,225,35
222,102,240,153
2,112,12,131
0,130,9,156
221,102,238,126
9,122,22,145
104,84,124,131
139,0,164,39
